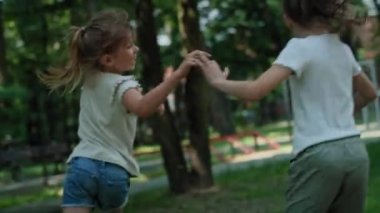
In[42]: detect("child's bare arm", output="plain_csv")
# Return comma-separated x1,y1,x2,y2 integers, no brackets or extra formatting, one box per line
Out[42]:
122,50,209,118
198,57,292,101
122,70,182,118
353,72,377,112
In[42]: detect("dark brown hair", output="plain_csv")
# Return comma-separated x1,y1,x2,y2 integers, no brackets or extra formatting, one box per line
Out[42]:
39,9,132,93
282,0,363,27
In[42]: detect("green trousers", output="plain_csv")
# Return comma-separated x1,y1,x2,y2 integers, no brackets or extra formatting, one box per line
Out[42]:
286,136,369,213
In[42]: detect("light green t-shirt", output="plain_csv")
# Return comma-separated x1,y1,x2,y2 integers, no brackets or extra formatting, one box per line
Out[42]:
67,72,141,176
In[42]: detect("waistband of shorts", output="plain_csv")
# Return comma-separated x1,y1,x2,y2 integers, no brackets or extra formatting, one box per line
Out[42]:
292,134,361,161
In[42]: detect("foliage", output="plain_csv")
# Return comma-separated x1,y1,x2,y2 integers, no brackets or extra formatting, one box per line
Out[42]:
0,0,296,145
198,0,290,124
200,0,288,78
0,84,27,139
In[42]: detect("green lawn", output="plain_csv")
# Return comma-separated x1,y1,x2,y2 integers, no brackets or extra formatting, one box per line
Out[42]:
1,138,380,212
126,163,286,213
0,186,61,209
365,140,380,212
125,140,380,213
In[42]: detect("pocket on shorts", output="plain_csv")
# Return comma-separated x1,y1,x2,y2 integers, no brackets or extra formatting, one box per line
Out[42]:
66,162,98,195
102,165,130,195
62,165,98,207
97,164,131,210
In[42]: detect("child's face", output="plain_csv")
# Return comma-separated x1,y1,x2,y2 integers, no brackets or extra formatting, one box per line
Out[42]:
103,32,139,73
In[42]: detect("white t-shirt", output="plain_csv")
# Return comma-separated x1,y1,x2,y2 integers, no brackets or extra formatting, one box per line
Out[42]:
274,34,361,155
67,72,141,176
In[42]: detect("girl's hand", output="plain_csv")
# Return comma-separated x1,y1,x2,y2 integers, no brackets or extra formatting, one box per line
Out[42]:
196,56,229,86
176,50,211,78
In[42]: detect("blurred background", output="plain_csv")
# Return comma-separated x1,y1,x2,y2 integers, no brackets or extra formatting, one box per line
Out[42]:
1,0,380,212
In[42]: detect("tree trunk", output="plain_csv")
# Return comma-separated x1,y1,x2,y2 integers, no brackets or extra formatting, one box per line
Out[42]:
0,0,6,85
209,91,235,135
178,0,213,188
136,0,190,193
13,0,48,146
39,13,53,146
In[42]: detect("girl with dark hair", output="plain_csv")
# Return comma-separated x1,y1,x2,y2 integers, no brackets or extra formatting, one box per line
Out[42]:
40,9,208,213
198,1,376,212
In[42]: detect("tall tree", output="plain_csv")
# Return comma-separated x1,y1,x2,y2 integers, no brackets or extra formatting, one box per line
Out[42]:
202,0,288,124
7,0,49,146
178,0,213,188
4,0,79,146
0,0,5,84
209,91,235,135
136,0,190,193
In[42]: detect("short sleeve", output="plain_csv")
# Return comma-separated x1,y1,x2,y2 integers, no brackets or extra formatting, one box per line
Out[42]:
112,76,140,104
273,38,308,78
352,61,362,76
343,45,362,76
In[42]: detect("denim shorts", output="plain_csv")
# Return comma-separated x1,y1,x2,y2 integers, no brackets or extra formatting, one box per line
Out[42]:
62,157,131,210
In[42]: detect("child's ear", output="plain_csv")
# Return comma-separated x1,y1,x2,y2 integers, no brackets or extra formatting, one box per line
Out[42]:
100,54,113,67
283,14,293,28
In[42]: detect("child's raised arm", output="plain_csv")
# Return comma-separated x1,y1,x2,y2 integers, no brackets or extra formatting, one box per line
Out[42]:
123,50,210,118
198,57,292,101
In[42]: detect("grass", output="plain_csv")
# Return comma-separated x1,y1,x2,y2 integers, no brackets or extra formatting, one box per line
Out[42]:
0,186,62,209
365,140,380,211
0,163,65,185
124,140,380,213
1,119,379,212
1,140,380,212
255,120,292,138
125,162,287,213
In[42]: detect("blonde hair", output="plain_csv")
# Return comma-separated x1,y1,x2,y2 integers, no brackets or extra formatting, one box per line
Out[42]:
39,9,131,93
